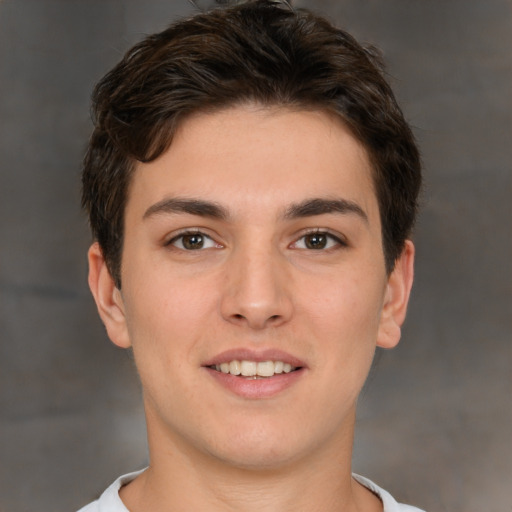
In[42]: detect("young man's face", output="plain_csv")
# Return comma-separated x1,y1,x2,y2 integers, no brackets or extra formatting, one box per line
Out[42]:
89,106,413,470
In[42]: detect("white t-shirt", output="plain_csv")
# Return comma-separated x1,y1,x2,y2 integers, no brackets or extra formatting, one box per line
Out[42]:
77,469,425,512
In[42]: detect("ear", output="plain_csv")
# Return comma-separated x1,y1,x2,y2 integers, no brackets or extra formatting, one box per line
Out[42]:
376,240,415,349
87,242,131,349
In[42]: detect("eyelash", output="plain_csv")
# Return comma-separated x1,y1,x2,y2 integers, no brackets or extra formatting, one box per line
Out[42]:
291,229,347,251
166,230,221,251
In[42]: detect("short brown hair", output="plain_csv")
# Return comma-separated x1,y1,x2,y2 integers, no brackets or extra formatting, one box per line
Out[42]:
82,0,421,287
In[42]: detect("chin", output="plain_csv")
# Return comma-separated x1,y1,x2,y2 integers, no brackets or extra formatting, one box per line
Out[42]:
203,422,314,471
212,445,300,472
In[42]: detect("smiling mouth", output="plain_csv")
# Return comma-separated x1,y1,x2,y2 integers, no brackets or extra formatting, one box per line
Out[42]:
209,360,299,379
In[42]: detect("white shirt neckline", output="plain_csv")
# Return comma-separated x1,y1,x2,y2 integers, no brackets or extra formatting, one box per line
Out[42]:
79,468,425,512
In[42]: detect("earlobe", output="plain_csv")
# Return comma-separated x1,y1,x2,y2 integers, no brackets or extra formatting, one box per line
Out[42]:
376,240,415,349
87,242,132,349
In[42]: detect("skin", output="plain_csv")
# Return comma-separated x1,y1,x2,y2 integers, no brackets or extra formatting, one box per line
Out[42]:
88,105,414,512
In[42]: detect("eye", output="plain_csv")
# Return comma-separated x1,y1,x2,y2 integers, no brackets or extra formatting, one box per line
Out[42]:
168,231,220,250
292,231,345,250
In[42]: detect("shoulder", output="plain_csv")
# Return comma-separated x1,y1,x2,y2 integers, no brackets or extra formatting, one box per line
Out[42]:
75,469,146,512
353,474,426,512
76,501,100,512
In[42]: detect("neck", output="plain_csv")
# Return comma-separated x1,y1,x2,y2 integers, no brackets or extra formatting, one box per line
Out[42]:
120,409,382,512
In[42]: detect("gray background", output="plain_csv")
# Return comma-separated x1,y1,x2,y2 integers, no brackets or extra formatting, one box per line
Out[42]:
0,1,510,511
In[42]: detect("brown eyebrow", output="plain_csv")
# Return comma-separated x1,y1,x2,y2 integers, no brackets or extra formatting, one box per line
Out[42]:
143,197,229,220
283,198,368,223
143,196,367,224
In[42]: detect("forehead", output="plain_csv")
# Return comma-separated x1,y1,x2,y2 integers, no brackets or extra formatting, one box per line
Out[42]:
127,106,379,223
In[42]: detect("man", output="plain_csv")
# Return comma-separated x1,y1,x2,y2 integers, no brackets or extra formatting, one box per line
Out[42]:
79,1,424,510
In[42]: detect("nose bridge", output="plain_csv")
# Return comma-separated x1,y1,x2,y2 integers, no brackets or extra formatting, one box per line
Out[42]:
220,235,292,329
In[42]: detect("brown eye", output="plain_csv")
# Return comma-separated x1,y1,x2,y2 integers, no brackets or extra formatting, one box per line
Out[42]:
169,231,218,250
291,231,345,251
181,233,205,250
304,233,328,249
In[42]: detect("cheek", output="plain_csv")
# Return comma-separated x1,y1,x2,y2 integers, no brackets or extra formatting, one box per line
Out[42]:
121,279,207,411
123,247,219,328
306,268,384,340
119,267,215,380
301,268,385,388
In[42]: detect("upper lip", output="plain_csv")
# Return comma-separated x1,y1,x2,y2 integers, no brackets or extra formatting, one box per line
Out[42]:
203,348,306,369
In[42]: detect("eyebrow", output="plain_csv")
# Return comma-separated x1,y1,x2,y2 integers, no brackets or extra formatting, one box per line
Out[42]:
143,197,229,221
143,196,368,223
283,198,368,223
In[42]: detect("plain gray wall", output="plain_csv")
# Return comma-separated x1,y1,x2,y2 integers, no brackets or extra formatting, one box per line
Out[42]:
0,1,510,511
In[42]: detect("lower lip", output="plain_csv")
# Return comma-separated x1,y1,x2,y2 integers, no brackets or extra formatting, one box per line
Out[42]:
205,367,305,399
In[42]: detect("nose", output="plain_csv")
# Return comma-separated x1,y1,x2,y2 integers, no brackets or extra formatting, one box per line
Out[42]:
220,243,293,330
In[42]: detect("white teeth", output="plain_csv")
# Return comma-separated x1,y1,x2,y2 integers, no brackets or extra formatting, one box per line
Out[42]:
213,360,297,377
257,361,274,377
240,360,257,376
229,360,241,375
